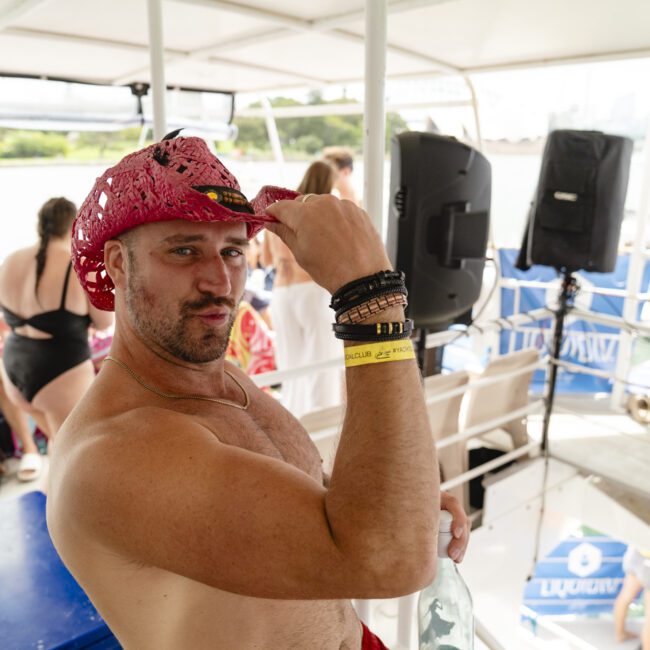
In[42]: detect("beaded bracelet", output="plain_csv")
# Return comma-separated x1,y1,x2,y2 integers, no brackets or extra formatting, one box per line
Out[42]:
332,319,413,341
336,292,407,324
334,285,408,321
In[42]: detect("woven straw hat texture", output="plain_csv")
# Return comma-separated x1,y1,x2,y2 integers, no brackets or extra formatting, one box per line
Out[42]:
72,136,298,310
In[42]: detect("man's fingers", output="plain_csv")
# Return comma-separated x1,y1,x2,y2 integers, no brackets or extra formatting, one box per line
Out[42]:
447,522,470,562
263,193,390,293
265,221,295,247
265,197,308,229
440,492,465,536
440,491,471,564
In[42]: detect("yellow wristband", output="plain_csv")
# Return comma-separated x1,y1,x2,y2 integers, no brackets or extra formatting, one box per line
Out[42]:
344,340,415,368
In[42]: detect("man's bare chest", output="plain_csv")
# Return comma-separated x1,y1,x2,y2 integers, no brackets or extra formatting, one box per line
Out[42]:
194,398,324,482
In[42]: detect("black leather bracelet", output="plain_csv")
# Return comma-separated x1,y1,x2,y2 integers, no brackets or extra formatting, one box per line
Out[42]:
335,332,412,342
332,319,414,341
330,270,406,312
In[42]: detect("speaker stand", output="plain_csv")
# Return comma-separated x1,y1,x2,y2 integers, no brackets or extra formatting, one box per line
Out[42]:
529,270,579,580
416,328,445,377
541,270,579,451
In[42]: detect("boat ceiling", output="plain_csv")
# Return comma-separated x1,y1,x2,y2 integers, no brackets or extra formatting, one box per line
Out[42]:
1,0,649,94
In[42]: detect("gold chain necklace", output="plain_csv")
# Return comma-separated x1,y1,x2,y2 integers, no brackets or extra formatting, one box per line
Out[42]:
104,355,250,410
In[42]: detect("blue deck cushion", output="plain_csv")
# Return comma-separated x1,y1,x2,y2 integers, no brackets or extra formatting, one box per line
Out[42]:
0,491,120,649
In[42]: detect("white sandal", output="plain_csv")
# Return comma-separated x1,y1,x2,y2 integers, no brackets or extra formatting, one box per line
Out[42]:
17,452,43,482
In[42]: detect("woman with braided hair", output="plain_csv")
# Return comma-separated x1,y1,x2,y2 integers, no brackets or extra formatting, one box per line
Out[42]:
0,197,113,480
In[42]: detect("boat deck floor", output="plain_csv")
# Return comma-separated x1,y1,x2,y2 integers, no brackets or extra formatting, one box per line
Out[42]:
0,454,49,499
528,394,650,505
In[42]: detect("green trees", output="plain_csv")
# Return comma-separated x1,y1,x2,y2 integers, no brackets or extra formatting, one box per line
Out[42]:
0,131,69,158
0,99,408,161
0,128,143,161
233,96,407,156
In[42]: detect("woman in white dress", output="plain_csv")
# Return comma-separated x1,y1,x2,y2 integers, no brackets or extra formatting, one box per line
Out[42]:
263,161,343,419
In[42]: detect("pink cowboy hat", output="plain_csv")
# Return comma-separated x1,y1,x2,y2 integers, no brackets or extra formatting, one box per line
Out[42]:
72,131,298,310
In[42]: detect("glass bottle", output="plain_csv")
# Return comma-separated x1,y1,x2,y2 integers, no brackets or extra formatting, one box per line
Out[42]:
417,510,474,649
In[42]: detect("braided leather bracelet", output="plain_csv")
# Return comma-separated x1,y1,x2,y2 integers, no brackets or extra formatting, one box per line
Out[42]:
330,270,406,312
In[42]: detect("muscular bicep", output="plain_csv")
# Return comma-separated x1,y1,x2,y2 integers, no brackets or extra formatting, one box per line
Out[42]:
74,412,362,600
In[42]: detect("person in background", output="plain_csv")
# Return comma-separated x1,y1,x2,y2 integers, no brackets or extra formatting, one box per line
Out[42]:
225,300,276,378
0,321,39,481
263,160,344,418
244,234,273,328
322,146,359,204
0,198,113,475
613,545,649,647
224,234,276,379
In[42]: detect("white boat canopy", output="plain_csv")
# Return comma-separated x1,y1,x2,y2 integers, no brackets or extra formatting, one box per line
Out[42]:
1,0,649,93
1,0,649,415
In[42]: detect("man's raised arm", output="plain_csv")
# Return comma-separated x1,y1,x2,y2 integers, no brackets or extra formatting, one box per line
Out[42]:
266,195,439,596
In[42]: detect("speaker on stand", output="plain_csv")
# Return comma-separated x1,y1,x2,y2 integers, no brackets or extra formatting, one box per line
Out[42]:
517,129,633,577
386,132,492,376
517,129,633,448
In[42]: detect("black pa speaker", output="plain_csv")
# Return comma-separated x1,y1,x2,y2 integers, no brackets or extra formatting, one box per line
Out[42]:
517,129,633,273
386,132,491,329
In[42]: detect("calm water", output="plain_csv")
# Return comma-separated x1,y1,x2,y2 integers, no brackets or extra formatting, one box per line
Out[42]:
0,151,644,263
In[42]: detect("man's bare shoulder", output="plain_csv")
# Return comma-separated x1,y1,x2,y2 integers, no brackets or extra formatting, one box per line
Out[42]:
61,403,220,477
89,403,209,437
50,402,219,513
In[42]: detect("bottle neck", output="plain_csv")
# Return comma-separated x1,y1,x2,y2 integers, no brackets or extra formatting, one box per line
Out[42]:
437,531,453,559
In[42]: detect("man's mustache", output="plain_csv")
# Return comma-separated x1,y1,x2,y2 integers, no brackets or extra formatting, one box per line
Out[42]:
183,295,237,312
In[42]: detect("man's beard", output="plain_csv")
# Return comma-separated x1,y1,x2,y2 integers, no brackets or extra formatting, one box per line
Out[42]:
125,271,238,364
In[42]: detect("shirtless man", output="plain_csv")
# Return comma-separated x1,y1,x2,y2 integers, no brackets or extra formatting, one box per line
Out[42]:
47,134,470,649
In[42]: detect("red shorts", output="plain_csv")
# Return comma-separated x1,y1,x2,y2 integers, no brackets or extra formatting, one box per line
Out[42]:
361,623,389,649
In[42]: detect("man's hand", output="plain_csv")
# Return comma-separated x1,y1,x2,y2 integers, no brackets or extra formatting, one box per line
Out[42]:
441,492,470,563
265,195,392,294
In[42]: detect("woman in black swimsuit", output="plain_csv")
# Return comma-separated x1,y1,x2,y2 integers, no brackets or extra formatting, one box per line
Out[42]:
0,197,113,479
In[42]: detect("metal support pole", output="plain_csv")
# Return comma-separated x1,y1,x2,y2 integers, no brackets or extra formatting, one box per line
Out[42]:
137,124,149,148
363,0,387,236
529,272,577,585
353,599,371,629
508,285,521,354
540,272,578,452
355,3,387,624
262,97,286,184
396,593,417,650
612,117,650,408
146,0,167,141
462,74,483,152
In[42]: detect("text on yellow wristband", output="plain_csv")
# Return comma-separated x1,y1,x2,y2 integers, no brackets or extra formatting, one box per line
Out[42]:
344,340,415,368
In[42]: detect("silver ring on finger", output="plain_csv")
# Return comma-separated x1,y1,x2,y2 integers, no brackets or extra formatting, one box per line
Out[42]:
300,193,317,203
